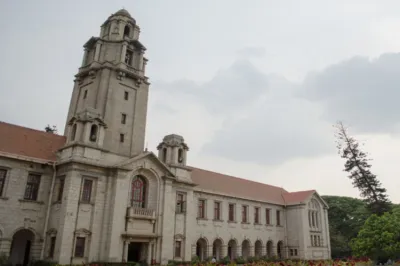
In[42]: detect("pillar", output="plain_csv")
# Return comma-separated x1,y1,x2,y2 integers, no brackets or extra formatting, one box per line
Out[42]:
146,243,151,265
122,241,128,261
94,41,102,61
81,49,88,66
120,42,128,63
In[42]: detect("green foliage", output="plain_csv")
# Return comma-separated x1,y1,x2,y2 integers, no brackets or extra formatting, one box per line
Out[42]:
234,256,246,264
334,122,392,215
191,255,200,264
350,210,400,262
322,195,370,258
0,253,11,266
219,256,231,264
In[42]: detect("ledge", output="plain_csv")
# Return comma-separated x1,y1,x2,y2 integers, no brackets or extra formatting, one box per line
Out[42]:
0,196,9,201
19,199,45,205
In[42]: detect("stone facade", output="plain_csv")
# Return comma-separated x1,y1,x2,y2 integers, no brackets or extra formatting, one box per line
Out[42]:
0,9,331,266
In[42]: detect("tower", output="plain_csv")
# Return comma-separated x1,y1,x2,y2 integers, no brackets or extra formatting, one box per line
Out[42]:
63,9,149,157
157,134,189,166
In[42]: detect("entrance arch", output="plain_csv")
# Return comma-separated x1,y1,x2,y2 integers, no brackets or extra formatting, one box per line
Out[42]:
227,239,237,260
212,238,223,260
266,240,273,258
9,229,35,266
277,241,284,259
241,239,250,259
196,238,208,261
254,240,262,258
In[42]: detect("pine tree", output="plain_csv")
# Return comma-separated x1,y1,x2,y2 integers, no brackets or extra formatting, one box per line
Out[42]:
44,124,58,134
334,121,391,215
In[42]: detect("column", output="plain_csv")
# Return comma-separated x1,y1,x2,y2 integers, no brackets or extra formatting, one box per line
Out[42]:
122,241,128,262
146,243,151,265
250,245,255,257
94,41,102,61
120,42,128,63
81,49,88,66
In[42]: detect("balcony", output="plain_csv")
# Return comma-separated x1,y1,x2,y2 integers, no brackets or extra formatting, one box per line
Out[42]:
126,206,155,221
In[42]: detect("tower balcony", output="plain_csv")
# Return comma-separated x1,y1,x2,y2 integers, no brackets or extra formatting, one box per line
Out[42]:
126,206,156,221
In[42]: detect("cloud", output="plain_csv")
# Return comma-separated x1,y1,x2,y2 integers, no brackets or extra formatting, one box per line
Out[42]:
237,47,266,59
299,53,400,134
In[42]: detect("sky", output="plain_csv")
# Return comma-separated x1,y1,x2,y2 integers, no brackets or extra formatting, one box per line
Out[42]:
1,0,400,203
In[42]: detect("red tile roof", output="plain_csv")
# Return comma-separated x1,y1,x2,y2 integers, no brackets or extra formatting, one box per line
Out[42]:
0,121,66,162
0,121,315,205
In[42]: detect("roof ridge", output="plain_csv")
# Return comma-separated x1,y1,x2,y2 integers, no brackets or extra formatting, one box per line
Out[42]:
0,121,65,139
190,166,289,192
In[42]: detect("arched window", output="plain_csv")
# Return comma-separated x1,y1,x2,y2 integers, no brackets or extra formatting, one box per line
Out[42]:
89,125,98,142
178,148,183,163
71,124,77,141
123,25,130,38
162,148,167,162
308,199,320,229
131,175,146,208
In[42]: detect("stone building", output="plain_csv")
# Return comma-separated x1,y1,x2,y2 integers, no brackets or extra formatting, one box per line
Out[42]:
0,9,331,266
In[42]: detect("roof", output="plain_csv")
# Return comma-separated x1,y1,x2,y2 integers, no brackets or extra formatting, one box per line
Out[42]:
0,121,315,205
191,167,315,205
0,121,66,162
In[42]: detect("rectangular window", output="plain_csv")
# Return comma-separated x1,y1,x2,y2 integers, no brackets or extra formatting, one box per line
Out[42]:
83,90,87,99
214,201,221,220
81,179,93,203
121,113,127,124
24,173,41,201
120,133,125,143
242,205,248,223
49,236,56,258
254,207,260,224
198,199,206,218
266,209,271,225
176,193,186,213
57,178,64,202
174,241,181,257
74,237,85,257
228,203,235,222
294,249,298,256
124,91,129,100
0,169,6,196
276,210,281,226
125,50,133,65
290,249,294,256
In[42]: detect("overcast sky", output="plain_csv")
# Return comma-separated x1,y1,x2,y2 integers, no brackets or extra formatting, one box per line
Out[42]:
1,0,400,203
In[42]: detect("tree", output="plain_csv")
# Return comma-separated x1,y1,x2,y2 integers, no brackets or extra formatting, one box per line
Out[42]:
44,124,57,134
334,121,391,215
322,195,370,258
350,211,400,262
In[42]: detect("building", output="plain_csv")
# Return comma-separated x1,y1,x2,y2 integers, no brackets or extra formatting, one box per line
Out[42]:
0,9,331,266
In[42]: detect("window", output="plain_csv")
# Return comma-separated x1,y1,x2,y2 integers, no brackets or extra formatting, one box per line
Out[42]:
74,237,85,257
174,241,181,257
178,149,183,163
162,148,167,162
124,91,129,100
311,235,314,246
198,199,206,218
131,176,146,208
242,205,248,223
125,50,133,65
317,236,321,246
121,113,127,124
89,125,98,142
254,207,260,224
265,209,271,225
71,124,77,141
314,235,318,246
228,203,235,222
276,210,281,226
57,178,65,202
24,174,41,201
124,25,130,38
83,90,87,99
290,249,294,256
311,212,315,227
295,249,298,256
214,202,221,220
49,236,56,258
81,179,93,203
176,193,186,213
0,169,6,196
120,133,125,143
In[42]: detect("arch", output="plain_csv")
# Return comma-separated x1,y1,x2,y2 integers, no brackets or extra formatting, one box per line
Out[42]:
227,239,237,260
196,237,208,261
10,229,35,266
277,241,284,259
71,124,77,141
130,175,147,208
241,239,251,259
178,148,184,163
254,240,262,258
89,124,98,142
124,25,130,37
266,240,273,258
212,238,223,260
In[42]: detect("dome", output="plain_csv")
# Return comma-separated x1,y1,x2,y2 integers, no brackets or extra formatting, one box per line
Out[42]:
114,9,132,18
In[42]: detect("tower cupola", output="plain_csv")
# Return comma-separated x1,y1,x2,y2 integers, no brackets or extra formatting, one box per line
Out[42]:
157,134,189,166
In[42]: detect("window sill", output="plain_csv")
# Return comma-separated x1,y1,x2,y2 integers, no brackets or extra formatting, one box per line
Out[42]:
52,200,62,205
241,222,250,224
0,196,9,201
227,220,236,223
175,211,186,215
276,225,284,227
196,217,207,221
254,222,262,225
19,199,44,205
79,201,94,206
213,219,224,222
265,224,273,227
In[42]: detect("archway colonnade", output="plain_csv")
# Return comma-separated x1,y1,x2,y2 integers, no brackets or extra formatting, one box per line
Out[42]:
194,237,285,261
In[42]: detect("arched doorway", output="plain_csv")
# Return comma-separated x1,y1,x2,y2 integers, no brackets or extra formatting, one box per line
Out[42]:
227,239,237,260
254,240,262,258
196,238,207,261
266,241,273,258
9,229,35,266
212,239,223,260
241,239,250,259
277,241,284,259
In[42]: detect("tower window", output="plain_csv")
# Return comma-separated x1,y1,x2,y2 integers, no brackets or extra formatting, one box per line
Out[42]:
178,149,183,163
83,90,88,99
124,25,130,38
125,50,133,65
71,124,77,141
162,148,167,162
89,125,98,142
124,91,129,100
120,134,125,143
121,114,127,124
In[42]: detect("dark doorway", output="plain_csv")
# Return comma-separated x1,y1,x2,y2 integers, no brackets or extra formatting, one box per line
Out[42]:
23,240,31,266
128,242,142,262
9,229,35,266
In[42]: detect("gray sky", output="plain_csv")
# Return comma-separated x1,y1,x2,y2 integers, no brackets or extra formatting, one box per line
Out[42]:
1,0,400,203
